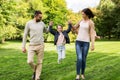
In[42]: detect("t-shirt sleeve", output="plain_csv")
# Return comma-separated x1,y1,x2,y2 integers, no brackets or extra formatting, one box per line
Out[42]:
22,22,30,48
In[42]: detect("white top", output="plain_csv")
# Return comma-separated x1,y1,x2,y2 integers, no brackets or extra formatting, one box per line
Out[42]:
22,20,46,47
56,32,66,46
76,20,90,42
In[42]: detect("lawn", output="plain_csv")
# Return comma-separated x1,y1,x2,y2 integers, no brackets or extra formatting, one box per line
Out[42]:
0,41,120,80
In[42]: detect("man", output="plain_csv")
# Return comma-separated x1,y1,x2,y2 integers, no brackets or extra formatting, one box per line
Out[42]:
22,10,47,80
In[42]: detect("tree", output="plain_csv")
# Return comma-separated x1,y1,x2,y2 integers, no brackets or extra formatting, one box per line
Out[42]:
0,0,18,43
111,0,120,39
95,0,115,39
42,0,68,42
95,0,120,39
42,0,67,26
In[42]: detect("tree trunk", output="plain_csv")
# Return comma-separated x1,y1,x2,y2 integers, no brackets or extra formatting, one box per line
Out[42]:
1,38,5,43
108,30,111,40
118,35,120,39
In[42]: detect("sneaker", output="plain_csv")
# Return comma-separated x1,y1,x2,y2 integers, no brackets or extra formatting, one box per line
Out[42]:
32,72,36,80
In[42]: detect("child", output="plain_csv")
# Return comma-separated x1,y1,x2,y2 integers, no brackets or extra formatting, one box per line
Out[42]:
49,21,72,64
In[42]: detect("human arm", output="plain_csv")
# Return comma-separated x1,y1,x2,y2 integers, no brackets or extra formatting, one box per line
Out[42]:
71,20,81,34
89,20,96,51
49,21,56,35
22,22,30,53
65,20,72,33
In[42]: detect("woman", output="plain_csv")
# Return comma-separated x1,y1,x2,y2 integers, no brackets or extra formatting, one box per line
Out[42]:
73,8,98,80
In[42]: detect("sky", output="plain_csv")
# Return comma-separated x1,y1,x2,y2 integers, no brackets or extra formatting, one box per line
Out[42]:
65,0,100,12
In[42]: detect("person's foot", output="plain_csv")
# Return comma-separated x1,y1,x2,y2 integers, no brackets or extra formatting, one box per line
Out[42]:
32,72,36,80
75,75,80,80
81,74,85,80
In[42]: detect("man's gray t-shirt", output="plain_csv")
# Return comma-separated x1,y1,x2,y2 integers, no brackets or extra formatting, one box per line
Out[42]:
22,20,46,47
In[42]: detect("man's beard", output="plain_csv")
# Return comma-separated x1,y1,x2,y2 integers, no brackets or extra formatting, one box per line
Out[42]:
36,19,41,22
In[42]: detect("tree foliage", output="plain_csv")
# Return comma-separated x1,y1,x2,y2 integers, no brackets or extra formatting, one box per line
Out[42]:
95,0,120,39
0,0,120,43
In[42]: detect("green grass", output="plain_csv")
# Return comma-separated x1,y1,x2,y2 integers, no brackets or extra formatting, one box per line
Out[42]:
0,41,120,80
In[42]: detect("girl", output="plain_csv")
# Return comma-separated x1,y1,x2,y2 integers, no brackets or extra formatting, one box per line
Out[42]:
49,21,72,64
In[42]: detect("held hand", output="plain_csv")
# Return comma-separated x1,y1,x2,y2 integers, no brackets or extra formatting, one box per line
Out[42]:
72,26,77,30
22,47,27,53
68,20,72,25
91,44,95,51
49,21,53,26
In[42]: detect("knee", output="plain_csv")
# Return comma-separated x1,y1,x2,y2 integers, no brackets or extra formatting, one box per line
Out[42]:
77,57,82,62
37,60,43,65
27,60,33,65
36,62,42,66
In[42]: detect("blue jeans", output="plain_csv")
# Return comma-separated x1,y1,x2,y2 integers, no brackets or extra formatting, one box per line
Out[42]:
75,40,90,75
56,45,65,61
